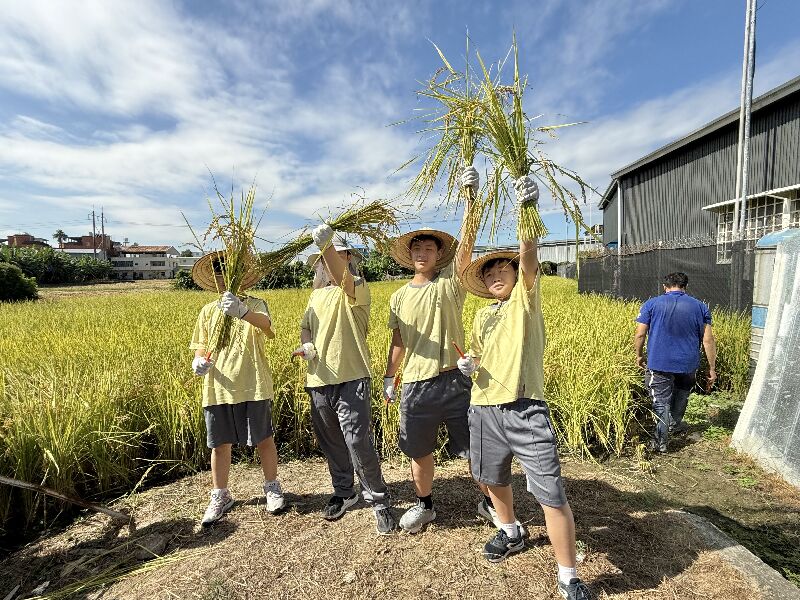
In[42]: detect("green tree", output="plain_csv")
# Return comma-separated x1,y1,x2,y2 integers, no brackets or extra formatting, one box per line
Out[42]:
0,262,38,301
360,251,412,282
179,249,194,257
52,229,67,248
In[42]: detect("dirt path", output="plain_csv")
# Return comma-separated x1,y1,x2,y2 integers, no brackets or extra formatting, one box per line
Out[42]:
0,457,770,600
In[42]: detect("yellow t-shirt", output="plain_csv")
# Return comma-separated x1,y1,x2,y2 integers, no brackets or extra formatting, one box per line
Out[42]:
189,296,275,407
300,278,371,387
388,262,466,383
469,268,545,406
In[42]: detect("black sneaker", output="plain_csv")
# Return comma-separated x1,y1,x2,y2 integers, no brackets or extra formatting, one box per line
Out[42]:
670,420,689,435
558,577,593,599
482,529,525,563
374,508,397,535
322,494,359,520
647,438,668,453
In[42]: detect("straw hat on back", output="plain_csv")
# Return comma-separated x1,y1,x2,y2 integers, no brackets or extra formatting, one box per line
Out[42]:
389,227,458,271
191,250,263,292
461,250,520,299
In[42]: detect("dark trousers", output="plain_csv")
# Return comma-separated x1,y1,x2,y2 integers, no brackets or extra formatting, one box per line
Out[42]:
645,370,695,445
306,378,390,510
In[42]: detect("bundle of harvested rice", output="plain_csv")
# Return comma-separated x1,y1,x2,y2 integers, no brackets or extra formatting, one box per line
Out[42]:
259,199,400,274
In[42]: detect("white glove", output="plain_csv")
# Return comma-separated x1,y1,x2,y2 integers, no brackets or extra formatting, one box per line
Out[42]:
457,355,477,376
311,223,334,251
192,356,213,376
460,165,479,193
218,291,249,319
293,342,317,361
383,376,397,403
514,175,539,205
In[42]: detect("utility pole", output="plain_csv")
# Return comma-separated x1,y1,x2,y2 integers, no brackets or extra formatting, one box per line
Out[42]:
89,209,97,259
734,0,757,239
100,207,107,261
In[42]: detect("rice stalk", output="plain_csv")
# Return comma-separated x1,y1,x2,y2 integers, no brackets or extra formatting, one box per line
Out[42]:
183,181,264,353
394,39,489,242
259,199,400,274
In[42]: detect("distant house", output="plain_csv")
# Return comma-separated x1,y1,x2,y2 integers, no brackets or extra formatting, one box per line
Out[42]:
3,233,50,248
175,252,203,273
60,234,115,258
110,246,180,280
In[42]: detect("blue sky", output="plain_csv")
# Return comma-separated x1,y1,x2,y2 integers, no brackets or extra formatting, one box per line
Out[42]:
1,0,799,251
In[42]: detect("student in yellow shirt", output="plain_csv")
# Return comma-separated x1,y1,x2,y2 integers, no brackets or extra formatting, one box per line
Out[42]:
384,166,506,534
189,252,286,527
294,226,396,535
458,177,591,600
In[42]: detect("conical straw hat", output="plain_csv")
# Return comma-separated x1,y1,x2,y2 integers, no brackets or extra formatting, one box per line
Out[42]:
389,228,457,271
191,250,263,292
461,250,520,299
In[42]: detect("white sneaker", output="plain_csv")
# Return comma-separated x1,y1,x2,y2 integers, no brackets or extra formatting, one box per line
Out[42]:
263,480,286,514
399,501,436,533
201,489,234,526
476,498,529,539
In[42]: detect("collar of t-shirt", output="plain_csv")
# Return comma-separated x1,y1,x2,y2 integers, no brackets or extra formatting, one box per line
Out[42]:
408,272,440,288
665,290,686,296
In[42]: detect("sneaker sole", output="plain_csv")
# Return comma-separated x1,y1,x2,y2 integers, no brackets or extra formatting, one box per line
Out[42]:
201,498,235,527
322,495,359,521
400,509,437,534
266,499,287,514
483,541,525,563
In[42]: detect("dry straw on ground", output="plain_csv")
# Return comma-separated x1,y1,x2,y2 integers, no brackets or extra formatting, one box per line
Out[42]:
0,459,763,600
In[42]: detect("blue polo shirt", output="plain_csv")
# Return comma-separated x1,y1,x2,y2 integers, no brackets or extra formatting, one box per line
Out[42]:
635,291,712,373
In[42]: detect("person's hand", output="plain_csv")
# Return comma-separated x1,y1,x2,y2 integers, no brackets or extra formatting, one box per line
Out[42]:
218,291,249,319
514,175,539,205
312,223,334,251
460,165,479,193
192,356,213,376
292,342,317,361
708,368,717,387
636,355,647,369
457,355,477,376
383,376,397,403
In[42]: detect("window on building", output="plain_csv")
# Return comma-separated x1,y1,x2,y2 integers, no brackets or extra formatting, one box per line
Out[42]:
716,206,736,264
114,260,134,267
151,261,165,267
791,198,800,229
716,194,789,263
744,195,784,249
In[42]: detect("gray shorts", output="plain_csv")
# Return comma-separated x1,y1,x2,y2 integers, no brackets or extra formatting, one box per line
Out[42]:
468,399,567,508
204,399,274,449
399,369,471,459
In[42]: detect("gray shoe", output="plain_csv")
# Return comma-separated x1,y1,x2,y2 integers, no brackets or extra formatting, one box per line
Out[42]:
669,420,689,435
399,501,436,533
263,481,286,514
476,499,529,539
558,577,593,599
201,489,234,526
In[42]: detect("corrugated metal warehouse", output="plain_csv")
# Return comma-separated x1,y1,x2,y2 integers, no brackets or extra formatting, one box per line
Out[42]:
582,75,800,309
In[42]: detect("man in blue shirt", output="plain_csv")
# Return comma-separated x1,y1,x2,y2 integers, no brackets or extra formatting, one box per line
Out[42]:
634,272,717,452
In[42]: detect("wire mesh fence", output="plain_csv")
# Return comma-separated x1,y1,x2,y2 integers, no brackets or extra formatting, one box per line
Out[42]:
579,236,755,311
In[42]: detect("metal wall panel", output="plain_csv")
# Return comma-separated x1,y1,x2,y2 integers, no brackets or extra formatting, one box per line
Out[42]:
603,187,618,245
612,93,800,247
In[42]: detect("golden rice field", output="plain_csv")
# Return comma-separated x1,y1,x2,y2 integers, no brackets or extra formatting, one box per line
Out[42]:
0,278,750,533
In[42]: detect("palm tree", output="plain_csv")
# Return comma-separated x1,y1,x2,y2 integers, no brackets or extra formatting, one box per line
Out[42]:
52,229,67,248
